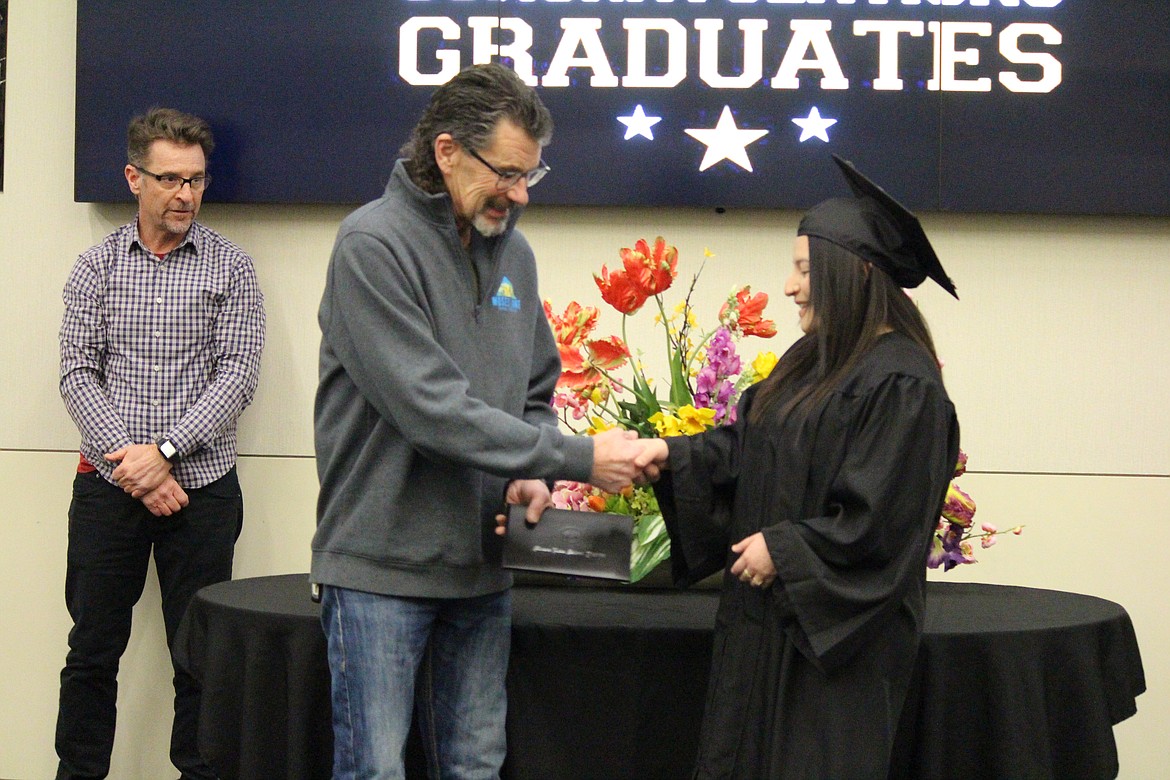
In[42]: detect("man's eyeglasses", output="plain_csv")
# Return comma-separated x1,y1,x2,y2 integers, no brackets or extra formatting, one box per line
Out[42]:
134,166,212,192
465,148,550,192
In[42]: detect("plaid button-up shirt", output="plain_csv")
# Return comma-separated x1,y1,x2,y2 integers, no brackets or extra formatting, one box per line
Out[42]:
59,220,265,489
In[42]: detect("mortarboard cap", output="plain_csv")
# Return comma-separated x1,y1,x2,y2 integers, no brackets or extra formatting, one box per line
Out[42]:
798,155,958,299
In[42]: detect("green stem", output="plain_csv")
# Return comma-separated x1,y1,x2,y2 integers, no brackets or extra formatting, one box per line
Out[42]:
619,314,661,425
686,326,720,367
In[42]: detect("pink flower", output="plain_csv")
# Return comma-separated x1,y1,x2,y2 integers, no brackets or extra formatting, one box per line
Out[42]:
550,481,591,511
552,390,590,420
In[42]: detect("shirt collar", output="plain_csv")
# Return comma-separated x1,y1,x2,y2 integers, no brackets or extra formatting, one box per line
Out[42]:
128,219,202,258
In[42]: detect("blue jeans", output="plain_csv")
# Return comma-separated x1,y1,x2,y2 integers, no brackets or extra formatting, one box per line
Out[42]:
321,585,511,780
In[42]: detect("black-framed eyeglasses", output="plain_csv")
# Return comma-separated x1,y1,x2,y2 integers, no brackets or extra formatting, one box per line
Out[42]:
465,148,550,191
134,165,212,192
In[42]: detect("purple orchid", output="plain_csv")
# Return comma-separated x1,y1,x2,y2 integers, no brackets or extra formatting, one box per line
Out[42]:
927,521,978,571
694,327,742,425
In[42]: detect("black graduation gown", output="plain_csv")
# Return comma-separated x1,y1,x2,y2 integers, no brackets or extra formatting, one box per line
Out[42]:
656,333,960,780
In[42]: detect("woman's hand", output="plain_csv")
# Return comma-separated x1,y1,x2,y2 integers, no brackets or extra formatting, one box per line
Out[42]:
633,438,669,484
729,532,776,588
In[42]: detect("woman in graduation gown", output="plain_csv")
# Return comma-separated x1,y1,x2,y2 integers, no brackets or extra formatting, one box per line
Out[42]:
637,156,961,779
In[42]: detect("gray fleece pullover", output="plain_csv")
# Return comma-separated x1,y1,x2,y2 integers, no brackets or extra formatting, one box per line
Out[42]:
311,161,594,599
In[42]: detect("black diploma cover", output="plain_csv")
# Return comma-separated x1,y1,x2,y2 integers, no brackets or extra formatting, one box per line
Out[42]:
501,505,633,582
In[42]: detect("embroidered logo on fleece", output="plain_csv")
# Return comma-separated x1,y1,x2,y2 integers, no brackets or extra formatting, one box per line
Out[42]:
491,277,522,312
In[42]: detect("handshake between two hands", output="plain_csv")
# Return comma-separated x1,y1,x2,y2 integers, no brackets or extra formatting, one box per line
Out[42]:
588,427,670,494
495,427,665,532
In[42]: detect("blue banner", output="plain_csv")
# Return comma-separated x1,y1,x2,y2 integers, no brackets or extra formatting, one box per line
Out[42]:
75,0,1170,214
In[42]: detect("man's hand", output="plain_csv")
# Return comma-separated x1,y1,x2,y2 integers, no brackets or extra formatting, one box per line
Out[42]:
495,479,553,536
141,475,190,517
588,428,646,493
106,443,172,498
729,532,777,589
632,438,669,484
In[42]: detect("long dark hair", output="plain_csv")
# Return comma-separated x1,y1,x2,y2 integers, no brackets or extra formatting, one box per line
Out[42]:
400,63,553,194
749,236,940,424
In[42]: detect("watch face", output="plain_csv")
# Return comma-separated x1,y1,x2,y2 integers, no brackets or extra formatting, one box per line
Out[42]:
160,440,177,461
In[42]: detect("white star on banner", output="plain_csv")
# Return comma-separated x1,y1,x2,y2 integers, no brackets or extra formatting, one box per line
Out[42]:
791,107,838,143
684,106,769,172
617,105,662,141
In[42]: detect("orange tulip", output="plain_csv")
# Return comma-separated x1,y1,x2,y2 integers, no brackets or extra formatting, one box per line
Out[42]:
544,300,600,348
721,287,777,338
557,337,630,390
621,236,679,296
594,265,648,315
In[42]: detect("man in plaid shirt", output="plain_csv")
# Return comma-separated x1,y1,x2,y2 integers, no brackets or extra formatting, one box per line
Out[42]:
54,107,265,780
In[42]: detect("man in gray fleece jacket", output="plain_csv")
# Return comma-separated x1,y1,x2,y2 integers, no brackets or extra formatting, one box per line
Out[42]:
312,63,644,779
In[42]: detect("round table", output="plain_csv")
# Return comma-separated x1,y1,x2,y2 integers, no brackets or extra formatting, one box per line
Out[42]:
175,576,1144,779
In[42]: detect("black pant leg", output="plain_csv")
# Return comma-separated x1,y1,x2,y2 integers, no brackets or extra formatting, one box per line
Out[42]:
56,471,153,780
152,467,243,780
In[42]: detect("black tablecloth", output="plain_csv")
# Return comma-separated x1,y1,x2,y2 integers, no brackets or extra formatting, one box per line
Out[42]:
175,576,1144,780
894,583,1144,779
176,574,334,779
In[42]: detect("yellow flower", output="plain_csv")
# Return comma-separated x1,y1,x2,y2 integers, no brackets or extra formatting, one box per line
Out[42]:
648,411,683,437
586,416,614,435
752,351,778,380
676,405,717,434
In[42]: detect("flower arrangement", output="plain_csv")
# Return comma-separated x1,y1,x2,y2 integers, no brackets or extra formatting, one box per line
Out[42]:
929,450,1023,570
544,236,779,581
545,237,1017,580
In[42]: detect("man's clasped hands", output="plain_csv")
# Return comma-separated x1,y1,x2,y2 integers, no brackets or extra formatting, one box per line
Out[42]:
105,443,190,517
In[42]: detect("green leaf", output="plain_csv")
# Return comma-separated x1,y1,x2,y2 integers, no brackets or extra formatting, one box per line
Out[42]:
629,513,672,583
605,494,634,515
628,371,662,420
616,399,658,437
667,346,693,409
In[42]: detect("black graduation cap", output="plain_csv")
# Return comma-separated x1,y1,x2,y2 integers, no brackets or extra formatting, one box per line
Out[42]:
798,155,958,299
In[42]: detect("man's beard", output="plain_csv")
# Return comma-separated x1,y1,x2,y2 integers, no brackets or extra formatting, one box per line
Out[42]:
472,198,511,238
163,215,194,235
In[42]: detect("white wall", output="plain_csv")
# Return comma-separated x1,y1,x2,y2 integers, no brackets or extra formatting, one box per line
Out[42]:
3,2,1167,777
